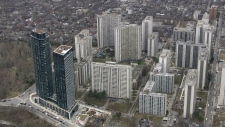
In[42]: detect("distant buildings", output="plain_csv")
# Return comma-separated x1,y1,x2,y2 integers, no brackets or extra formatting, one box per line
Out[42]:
97,13,121,48
176,41,207,69
142,16,153,51
74,30,92,87
147,32,158,57
31,29,53,100
197,48,208,89
183,69,197,118
209,5,218,21
159,49,171,73
173,21,195,42
91,62,132,99
53,45,76,110
115,24,141,63
139,81,167,116
150,63,174,94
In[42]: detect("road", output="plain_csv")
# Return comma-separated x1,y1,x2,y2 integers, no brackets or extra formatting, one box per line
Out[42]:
205,10,223,127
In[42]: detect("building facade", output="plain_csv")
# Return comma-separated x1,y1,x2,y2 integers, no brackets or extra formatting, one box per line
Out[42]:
53,45,76,110
149,63,174,94
173,21,196,42
97,13,121,48
139,81,167,116
31,29,53,100
147,32,158,57
176,41,207,69
183,69,197,118
115,24,141,63
195,20,210,44
91,62,132,99
197,48,208,89
142,16,153,51
75,29,92,63
159,49,171,73
204,26,214,61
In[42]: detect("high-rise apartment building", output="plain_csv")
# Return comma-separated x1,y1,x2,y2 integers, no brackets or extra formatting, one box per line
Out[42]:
74,30,92,87
97,13,121,48
53,45,76,111
115,24,141,63
139,81,167,116
173,21,195,42
91,62,132,99
75,29,92,63
31,29,53,100
195,20,210,44
149,63,174,94
197,48,208,89
147,32,158,57
183,69,197,118
176,41,207,69
204,26,214,60
159,49,171,73
142,16,153,51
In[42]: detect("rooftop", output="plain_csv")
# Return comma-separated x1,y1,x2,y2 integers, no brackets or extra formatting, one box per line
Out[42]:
54,45,72,55
142,81,155,93
78,114,89,121
148,32,158,39
152,63,162,73
159,49,170,58
32,29,46,34
198,47,208,60
143,16,153,21
185,69,198,86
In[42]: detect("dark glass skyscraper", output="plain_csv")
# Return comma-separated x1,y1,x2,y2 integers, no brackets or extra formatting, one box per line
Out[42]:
31,29,53,100
53,45,76,110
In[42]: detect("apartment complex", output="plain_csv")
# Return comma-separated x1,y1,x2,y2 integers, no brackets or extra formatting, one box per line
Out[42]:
197,48,208,89
183,69,197,118
149,63,174,94
195,20,210,44
139,81,167,116
176,41,207,69
115,24,141,63
173,21,196,42
91,62,132,99
147,32,158,57
97,13,121,48
142,16,153,51
74,30,92,87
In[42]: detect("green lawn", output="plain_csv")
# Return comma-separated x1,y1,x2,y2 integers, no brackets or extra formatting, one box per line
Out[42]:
174,74,183,85
76,90,85,99
107,102,132,113
197,91,208,100
84,96,107,107
134,113,163,123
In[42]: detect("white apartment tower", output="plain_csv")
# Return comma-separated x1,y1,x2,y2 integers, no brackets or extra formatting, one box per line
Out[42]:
139,81,167,116
159,49,171,73
115,24,141,63
195,20,210,44
204,26,214,61
183,69,197,118
147,32,158,57
91,62,132,99
149,63,174,94
197,48,208,89
142,16,153,51
97,13,121,48
75,29,92,63
74,29,92,87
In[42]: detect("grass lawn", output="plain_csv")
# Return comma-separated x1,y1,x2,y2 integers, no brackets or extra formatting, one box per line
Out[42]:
174,75,183,85
7,91,21,98
134,113,163,123
197,90,208,100
93,57,112,63
107,102,132,113
76,90,85,99
84,96,107,107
